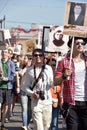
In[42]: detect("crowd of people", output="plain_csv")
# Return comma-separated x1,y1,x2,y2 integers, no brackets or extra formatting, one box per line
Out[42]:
0,36,87,130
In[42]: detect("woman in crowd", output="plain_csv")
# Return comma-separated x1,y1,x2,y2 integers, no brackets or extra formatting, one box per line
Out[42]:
19,54,33,130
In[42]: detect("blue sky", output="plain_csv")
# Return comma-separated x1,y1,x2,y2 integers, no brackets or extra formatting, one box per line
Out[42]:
0,0,87,29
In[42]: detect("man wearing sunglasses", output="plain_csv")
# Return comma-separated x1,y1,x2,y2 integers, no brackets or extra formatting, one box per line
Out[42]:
54,37,87,130
23,48,54,130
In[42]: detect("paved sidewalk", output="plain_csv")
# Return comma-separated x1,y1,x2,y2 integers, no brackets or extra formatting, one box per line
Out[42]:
0,103,66,130
0,103,22,130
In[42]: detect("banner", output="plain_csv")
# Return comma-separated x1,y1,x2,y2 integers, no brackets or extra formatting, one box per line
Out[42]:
14,27,39,33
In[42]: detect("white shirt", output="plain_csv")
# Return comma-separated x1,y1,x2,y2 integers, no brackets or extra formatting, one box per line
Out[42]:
23,64,54,104
74,60,87,101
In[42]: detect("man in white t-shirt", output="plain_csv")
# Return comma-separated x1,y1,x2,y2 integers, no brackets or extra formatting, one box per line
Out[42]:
55,37,87,130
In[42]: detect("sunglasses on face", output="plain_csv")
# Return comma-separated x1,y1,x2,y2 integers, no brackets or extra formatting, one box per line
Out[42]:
75,42,85,46
34,54,43,57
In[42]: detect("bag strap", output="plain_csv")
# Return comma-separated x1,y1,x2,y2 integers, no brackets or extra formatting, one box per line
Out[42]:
30,65,45,90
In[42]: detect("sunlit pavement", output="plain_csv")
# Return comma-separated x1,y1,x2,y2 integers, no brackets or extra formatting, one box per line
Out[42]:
0,103,66,130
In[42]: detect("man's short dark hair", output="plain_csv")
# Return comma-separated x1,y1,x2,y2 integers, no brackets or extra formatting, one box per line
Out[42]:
67,36,87,48
32,48,44,56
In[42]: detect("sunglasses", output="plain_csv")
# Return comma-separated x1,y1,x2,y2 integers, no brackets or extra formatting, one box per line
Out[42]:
75,42,85,46
34,54,43,57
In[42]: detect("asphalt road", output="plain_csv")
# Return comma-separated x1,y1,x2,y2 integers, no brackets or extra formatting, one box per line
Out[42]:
0,102,66,130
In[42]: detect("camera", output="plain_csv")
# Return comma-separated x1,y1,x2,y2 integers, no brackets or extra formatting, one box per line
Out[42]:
37,91,45,100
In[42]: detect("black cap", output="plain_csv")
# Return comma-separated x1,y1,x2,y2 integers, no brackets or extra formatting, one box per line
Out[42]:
67,36,87,48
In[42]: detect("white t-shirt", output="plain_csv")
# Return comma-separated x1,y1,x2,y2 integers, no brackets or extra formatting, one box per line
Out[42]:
74,60,87,101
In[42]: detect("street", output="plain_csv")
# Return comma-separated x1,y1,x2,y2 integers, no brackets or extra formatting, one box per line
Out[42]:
0,103,66,130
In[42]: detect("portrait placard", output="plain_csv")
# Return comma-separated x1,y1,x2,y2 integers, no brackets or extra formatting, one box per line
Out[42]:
18,39,36,55
42,26,69,54
42,26,50,52
0,31,4,42
0,30,5,50
64,1,87,37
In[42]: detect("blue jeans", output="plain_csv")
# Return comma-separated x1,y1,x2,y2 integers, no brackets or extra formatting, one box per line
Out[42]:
51,106,60,130
20,90,32,126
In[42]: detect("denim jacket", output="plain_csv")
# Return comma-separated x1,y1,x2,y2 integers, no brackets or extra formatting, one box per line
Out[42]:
7,60,16,89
